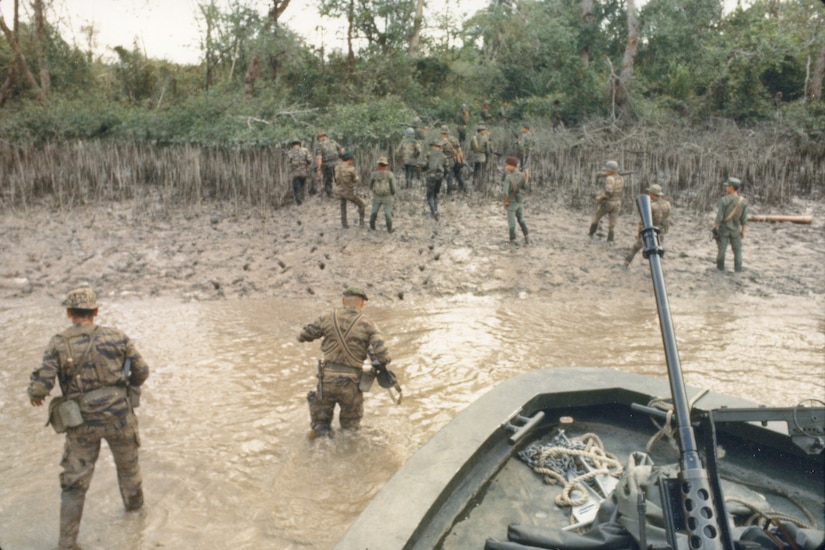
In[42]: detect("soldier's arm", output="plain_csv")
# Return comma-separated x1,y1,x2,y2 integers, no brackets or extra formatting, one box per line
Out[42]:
125,337,150,387
28,336,61,404
298,318,324,342
368,327,391,365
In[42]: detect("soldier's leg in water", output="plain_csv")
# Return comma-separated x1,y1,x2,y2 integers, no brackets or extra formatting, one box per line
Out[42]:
59,427,103,550
309,380,335,434
107,418,144,511
338,379,365,430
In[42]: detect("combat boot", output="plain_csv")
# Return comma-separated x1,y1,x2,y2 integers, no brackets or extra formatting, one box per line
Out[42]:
607,229,615,242
369,213,377,230
340,200,348,228
524,233,530,245
385,216,393,233
588,223,598,237
59,489,85,550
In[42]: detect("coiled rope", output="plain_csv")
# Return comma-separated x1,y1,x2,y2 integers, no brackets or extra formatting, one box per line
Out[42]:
519,431,623,507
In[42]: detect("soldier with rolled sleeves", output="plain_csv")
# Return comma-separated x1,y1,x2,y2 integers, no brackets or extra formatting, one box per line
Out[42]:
588,160,625,242
502,156,530,246
28,287,149,550
369,156,397,233
314,130,343,198
334,151,366,228
298,287,392,439
624,184,671,266
713,177,748,272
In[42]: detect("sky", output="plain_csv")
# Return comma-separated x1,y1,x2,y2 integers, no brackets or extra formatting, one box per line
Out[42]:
0,0,489,65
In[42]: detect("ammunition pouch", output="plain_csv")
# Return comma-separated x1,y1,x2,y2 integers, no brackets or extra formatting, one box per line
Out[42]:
359,369,376,392
47,397,84,433
127,385,141,408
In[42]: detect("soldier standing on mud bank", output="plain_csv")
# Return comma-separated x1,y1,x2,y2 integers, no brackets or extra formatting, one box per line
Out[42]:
28,287,149,550
713,177,748,272
439,125,464,194
287,138,313,205
421,141,447,220
470,124,493,189
334,151,366,228
298,287,392,439
588,160,625,242
315,131,343,198
502,156,530,246
516,123,534,185
624,184,670,266
395,128,421,189
456,104,470,144
369,156,397,233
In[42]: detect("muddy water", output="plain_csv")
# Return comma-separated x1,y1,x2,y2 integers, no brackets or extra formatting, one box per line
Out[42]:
1,292,822,550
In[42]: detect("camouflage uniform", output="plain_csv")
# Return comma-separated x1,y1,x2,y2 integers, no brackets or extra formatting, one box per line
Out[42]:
502,158,529,244
589,161,625,242
470,126,493,187
456,105,470,144
28,288,149,550
369,158,397,233
395,129,421,188
421,143,447,219
298,288,391,435
625,186,671,265
334,155,366,228
714,178,748,272
517,125,535,174
439,127,464,193
287,140,313,205
314,134,342,197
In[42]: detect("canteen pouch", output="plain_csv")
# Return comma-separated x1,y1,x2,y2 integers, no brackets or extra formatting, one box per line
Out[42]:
358,369,376,392
47,397,84,433
128,385,141,408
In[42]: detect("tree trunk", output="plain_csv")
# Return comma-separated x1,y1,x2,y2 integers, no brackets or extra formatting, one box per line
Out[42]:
0,14,45,101
579,0,594,63
346,0,355,68
809,44,825,101
33,0,50,95
245,55,260,97
616,0,639,107
407,0,425,57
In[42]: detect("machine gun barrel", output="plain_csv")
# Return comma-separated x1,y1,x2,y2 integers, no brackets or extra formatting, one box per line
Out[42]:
637,194,729,550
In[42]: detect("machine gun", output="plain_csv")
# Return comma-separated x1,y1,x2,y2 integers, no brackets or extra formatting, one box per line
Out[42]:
368,350,402,405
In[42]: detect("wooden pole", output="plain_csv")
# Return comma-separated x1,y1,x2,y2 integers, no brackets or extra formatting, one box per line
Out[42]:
747,215,812,224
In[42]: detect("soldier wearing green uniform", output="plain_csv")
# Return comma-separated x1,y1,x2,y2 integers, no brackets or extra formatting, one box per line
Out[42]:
369,156,397,233
480,100,494,124
421,141,447,220
298,287,392,439
589,160,625,242
28,287,149,550
334,151,365,228
502,156,530,246
314,131,343,198
470,124,493,188
439,125,464,194
624,184,671,266
287,138,313,205
395,127,421,189
714,177,748,272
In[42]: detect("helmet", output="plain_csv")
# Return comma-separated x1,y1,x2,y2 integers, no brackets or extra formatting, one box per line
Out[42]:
648,184,663,196
405,127,415,137
412,116,421,125
289,137,301,146
477,124,486,131
63,287,98,309
461,104,469,110
341,151,354,161
604,160,620,172
377,156,389,165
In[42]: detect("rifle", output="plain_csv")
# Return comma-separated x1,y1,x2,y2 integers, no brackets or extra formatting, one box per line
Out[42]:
636,194,729,550
122,358,140,408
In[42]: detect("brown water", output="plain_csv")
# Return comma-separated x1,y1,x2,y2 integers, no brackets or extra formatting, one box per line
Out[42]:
1,292,823,549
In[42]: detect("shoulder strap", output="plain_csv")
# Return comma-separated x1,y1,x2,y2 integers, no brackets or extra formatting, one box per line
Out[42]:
723,196,745,223
332,310,364,365
58,326,100,393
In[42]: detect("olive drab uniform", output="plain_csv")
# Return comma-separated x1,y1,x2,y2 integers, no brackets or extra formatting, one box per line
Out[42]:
517,129,535,174
395,133,421,188
298,305,391,434
503,166,529,244
28,321,149,550
369,166,397,233
421,145,447,219
625,195,671,265
287,143,313,205
315,137,342,197
589,172,625,242
715,191,748,272
456,105,470,144
470,128,493,187
334,160,366,228
439,130,464,193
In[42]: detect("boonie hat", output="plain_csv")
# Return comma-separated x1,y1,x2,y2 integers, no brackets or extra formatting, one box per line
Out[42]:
725,177,741,190
505,156,519,167
377,156,389,165
63,287,98,309
343,287,369,301
648,184,663,196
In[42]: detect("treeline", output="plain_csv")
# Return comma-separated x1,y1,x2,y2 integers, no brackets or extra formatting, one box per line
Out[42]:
0,0,823,211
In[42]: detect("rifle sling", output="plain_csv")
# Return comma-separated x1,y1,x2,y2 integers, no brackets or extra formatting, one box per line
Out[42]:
59,326,100,395
722,196,744,224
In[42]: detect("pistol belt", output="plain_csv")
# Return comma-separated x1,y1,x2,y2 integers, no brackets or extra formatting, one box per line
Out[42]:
323,362,362,380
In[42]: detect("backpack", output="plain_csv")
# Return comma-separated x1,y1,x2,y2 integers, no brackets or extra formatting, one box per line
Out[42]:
372,172,392,195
